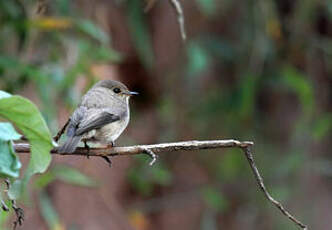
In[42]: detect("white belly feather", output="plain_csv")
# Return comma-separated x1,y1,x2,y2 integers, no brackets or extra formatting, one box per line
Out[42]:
82,97,130,145
82,112,129,145
95,115,129,144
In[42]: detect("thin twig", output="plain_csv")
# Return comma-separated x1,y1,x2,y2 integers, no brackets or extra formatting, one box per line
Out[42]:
4,179,24,230
143,148,157,166
53,119,70,142
13,139,307,229
168,0,186,41
12,202,24,230
242,146,307,230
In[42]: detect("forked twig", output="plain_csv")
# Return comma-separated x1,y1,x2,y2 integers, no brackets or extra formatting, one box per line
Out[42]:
53,119,70,142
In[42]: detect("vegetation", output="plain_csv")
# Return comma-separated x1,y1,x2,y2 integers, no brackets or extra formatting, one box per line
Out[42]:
0,0,331,229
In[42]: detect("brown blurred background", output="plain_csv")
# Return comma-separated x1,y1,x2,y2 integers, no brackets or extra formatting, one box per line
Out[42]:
0,0,331,229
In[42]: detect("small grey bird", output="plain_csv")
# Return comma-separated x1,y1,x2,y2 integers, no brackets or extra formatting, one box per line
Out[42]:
58,80,137,157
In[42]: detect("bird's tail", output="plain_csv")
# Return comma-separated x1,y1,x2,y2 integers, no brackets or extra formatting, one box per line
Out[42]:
58,136,81,153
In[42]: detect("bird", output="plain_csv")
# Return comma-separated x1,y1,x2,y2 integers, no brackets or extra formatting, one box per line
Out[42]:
58,80,138,165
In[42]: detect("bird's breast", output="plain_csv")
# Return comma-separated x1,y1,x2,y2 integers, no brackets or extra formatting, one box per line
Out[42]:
92,114,129,144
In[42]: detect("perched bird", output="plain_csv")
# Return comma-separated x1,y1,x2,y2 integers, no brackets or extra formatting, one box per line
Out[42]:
58,80,138,163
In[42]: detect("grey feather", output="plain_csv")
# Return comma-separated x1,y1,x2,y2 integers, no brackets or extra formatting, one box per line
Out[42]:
58,135,82,153
58,80,132,153
67,106,87,136
58,107,86,153
75,112,119,135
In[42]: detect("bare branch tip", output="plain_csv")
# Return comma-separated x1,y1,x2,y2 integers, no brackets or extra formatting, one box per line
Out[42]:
168,0,187,42
143,149,157,166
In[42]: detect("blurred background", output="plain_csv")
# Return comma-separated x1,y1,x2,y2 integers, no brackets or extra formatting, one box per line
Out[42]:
0,0,331,229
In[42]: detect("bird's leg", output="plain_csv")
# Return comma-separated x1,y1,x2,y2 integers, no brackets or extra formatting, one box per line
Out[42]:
101,156,112,167
100,141,114,168
83,140,90,159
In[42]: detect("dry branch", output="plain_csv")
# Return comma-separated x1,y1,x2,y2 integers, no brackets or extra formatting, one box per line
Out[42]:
168,0,186,41
14,140,252,156
13,139,307,229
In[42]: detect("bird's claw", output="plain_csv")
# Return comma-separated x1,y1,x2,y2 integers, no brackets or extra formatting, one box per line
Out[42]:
101,156,112,168
83,141,90,159
100,142,114,167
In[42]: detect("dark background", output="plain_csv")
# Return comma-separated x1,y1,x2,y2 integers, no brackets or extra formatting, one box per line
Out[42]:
0,0,331,229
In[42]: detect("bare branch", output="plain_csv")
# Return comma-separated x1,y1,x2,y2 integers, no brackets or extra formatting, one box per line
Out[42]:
168,0,186,41
13,139,307,229
14,139,253,156
242,146,307,229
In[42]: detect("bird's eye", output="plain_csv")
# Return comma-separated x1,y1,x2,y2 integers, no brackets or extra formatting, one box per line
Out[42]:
113,88,121,94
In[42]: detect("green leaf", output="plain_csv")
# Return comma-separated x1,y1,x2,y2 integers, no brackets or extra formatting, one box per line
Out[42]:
0,201,11,229
52,165,97,187
94,46,123,62
237,74,258,119
0,91,53,198
34,172,56,189
282,66,314,116
0,141,21,178
76,20,109,44
39,191,60,230
0,94,53,175
0,122,22,141
217,149,246,181
7,179,22,200
151,163,172,186
201,186,228,212
195,0,216,16
127,158,172,196
126,0,154,69
186,41,210,76
313,113,332,140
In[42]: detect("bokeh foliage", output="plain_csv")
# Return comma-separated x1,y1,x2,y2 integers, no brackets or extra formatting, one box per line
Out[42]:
0,0,331,229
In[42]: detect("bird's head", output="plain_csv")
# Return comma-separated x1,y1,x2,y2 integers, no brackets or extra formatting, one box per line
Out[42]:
95,80,138,102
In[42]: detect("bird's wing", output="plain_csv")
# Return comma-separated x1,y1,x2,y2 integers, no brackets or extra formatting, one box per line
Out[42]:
58,106,87,153
66,106,87,137
75,111,120,136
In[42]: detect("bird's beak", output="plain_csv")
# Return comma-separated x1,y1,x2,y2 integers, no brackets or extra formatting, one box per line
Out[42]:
124,91,139,96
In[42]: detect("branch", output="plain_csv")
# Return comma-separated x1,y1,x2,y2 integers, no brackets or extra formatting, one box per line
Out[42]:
168,0,186,41
143,0,187,41
13,139,307,229
53,119,70,142
14,140,252,156
242,147,307,230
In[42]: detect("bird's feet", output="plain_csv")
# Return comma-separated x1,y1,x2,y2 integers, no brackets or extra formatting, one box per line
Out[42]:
83,140,90,159
101,156,112,168
100,141,114,168
108,141,115,148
